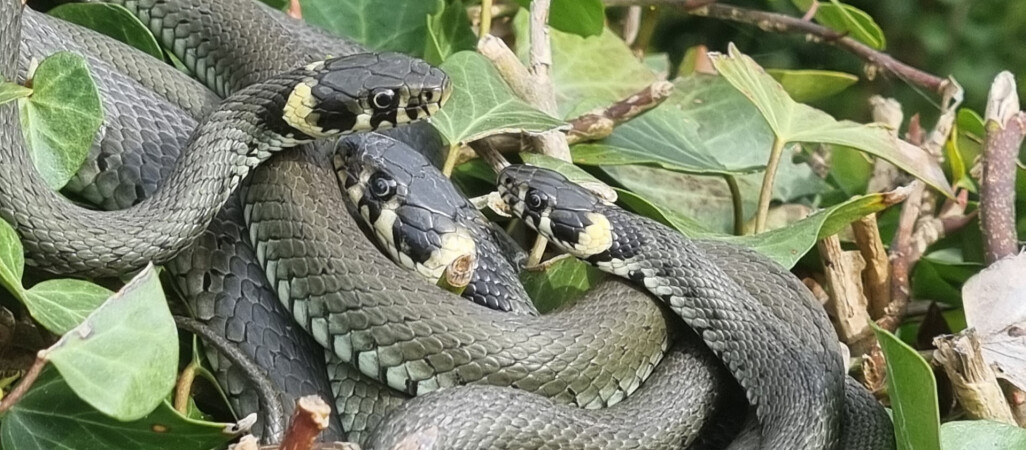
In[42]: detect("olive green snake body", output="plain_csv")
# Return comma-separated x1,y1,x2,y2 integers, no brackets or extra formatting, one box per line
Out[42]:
0,0,896,448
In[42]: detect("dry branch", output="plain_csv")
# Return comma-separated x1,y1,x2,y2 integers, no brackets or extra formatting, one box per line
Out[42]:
934,331,1017,425
567,81,674,144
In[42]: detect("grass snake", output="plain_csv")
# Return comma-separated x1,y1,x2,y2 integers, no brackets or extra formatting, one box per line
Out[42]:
1,0,896,448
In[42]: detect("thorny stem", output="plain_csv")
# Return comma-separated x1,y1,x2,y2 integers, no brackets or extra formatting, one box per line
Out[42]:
754,137,786,233
0,354,46,415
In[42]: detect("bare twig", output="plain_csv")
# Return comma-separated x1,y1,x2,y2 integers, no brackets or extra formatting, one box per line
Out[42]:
0,354,46,415
878,181,924,333
279,396,332,450
851,215,890,320
287,0,301,19
684,3,949,94
437,254,476,295
979,72,1023,264
567,81,674,144
623,6,642,46
818,235,873,348
604,0,717,8
934,331,1017,424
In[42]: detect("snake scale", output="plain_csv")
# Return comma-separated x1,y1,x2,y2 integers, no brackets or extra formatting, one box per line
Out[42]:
0,0,895,448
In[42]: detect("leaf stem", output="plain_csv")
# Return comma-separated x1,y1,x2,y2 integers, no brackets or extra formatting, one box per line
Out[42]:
724,174,743,235
754,137,785,233
480,0,492,37
174,361,199,414
442,143,461,177
0,354,47,415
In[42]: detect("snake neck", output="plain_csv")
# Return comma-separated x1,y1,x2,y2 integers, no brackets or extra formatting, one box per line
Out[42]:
584,204,842,449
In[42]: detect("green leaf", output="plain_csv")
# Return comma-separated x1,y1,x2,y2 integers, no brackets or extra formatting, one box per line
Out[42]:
19,52,103,190
431,51,565,145
790,0,886,49
940,420,1026,449
424,0,476,65
614,188,714,238
767,69,859,102
520,257,604,313
709,44,953,196
42,265,178,421
23,279,114,335
0,219,24,300
816,2,886,49
300,0,436,55
48,3,163,60
259,0,289,10
0,82,32,105
515,0,604,37
0,367,240,450
516,12,656,118
719,193,896,268
520,153,602,185
572,107,738,176
870,322,941,450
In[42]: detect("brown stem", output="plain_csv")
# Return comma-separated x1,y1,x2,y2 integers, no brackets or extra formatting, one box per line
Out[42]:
685,3,948,94
980,111,1023,264
0,354,46,415
279,396,332,450
604,0,717,8
878,181,925,332
566,81,674,145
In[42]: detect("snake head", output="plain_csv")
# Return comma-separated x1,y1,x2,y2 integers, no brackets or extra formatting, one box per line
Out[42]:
497,165,612,258
284,53,451,138
334,133,478,282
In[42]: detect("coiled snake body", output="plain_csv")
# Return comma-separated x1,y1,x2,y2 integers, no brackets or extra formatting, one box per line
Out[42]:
1,0,895,448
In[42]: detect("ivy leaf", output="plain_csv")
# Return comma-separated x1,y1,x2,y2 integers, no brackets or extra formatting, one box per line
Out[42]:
871,322,942,450
48,3,164,60
515,12,655,118
791,0,886,49
940,420,1026,449
431,51,565,145
719,193,899,268
23,279,113,335
767,69,859,103
42,265,178,421
514,0,604,38
424,0,476,65
19,52,103,190
300,0,436,55
0,219,24,299
520,257,604,313
0,367,240,450
709,44,952,196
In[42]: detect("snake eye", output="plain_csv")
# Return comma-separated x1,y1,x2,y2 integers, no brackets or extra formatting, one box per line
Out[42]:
525,189,547,210
369,172,397,199
372,89,396,109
